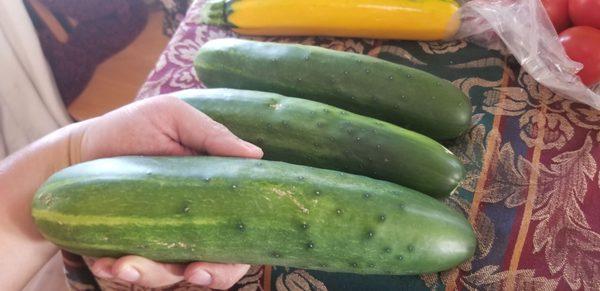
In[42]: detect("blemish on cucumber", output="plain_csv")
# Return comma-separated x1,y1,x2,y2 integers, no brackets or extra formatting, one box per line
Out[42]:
237,223,245,232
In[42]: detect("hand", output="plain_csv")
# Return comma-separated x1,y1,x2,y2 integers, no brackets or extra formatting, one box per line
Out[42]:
70,95,262,289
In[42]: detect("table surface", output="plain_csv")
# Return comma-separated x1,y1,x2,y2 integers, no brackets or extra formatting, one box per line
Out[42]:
64,0,600,290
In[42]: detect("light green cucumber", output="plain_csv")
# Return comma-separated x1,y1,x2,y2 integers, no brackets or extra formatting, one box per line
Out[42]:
32,156,476,275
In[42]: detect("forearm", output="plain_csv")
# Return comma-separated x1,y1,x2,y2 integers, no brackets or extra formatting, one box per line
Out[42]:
0,122,86,290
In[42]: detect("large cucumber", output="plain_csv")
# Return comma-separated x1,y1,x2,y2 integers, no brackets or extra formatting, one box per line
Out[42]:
194,38,472,140
32,156,476,275
174,88,464,198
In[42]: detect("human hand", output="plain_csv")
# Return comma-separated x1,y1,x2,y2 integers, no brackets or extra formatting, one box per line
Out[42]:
70,95,262,289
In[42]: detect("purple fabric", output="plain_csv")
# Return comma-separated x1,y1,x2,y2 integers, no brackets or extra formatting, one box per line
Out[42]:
137,0,233,98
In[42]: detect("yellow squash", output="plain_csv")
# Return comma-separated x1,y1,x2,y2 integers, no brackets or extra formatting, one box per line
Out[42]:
201,0,461,41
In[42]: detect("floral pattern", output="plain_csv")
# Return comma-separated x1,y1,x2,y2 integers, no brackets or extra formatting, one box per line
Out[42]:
63,0,600,290
418,40,467,54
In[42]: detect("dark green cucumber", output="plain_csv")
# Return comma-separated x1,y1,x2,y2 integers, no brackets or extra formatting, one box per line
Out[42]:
32,156,476,275
175,88,464,198
194,38,472,140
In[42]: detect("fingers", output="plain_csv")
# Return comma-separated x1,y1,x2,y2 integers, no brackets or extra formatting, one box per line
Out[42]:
90,256,249,289
185,262,251,290
161,97,263,159
91,256,185,288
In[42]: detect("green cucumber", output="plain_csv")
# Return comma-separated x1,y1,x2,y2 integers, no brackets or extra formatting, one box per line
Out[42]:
174,88,464,198
32,156,476,275
194,38,472,140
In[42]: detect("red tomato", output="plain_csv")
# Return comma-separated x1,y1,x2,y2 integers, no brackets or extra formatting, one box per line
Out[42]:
569,0,600,29
541,0,571,32
559,26,600,86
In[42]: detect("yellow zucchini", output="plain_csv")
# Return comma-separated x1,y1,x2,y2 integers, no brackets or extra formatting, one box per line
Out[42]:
201,0,461,40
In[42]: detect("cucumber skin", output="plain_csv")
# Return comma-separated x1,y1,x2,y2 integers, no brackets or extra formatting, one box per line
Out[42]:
194,38,472,140
175,88,464,198
32,156,476,275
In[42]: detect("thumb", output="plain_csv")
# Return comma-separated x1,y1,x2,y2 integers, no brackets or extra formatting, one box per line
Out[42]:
185,262,250,290
91,256,186,288
171,98,263,159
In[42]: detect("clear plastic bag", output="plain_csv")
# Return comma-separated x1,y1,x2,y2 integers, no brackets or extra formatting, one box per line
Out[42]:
454,0,600,108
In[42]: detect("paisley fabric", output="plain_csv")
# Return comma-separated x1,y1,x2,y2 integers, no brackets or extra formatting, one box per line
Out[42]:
63,0,600,290
159,0,193,37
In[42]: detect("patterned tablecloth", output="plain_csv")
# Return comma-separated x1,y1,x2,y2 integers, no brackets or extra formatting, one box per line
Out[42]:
64,0,600,290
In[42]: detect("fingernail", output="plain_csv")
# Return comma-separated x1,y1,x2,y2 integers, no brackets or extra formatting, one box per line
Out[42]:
93,267,113,279
188,269,212,286
116,265,140,282
242,141,261,152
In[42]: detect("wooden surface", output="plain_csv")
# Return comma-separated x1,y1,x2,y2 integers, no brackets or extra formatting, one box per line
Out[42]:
67,10,169,121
